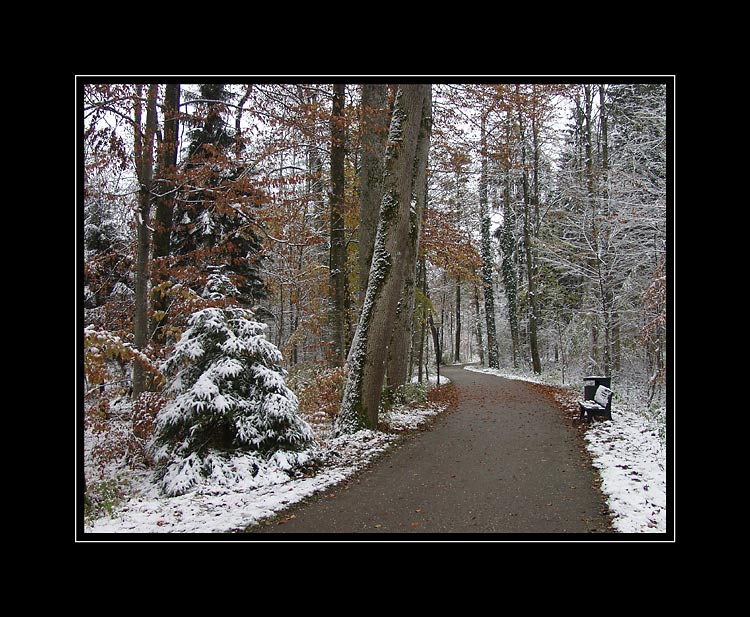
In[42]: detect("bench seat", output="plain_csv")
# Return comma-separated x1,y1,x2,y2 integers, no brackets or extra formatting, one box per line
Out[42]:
578,385,613,422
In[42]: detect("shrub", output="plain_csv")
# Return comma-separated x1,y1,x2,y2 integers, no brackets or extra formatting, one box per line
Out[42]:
392,382,428,406
151,307,315,496
290,365,348,433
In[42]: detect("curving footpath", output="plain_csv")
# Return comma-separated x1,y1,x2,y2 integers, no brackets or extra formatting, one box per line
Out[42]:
247,365,614,536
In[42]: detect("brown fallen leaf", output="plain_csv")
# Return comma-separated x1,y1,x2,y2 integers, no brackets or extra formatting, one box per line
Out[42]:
277,514,296,525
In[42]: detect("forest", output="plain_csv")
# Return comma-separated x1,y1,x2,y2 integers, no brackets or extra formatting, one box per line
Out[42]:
80,79,669,517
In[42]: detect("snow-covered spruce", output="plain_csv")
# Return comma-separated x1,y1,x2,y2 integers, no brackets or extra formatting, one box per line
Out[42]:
151,307,315,496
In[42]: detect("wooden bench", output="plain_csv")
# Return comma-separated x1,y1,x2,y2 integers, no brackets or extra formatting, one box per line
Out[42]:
579,385,614,422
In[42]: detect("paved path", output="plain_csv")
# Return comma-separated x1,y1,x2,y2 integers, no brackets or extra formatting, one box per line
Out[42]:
248,365,613,536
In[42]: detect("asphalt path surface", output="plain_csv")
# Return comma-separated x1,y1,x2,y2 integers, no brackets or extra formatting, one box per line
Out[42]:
247,365,613,537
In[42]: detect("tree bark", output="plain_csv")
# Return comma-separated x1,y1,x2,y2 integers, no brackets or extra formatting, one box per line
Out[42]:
473,282,485,365
132,84,158,399
599,84,615,374
358,84,389,303
516,88,542,374
453,278,461,363
151,83,180,344
328,83,347,365
583,85,600,370
500,171,519,368
479,112,499,368
429,310,441,385
336,84,431,433
386,86,432,389
417,254,428,383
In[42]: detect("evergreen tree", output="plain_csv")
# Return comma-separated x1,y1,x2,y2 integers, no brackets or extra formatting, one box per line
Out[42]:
186,84,235,157
151,304,314,496
171,84,265,305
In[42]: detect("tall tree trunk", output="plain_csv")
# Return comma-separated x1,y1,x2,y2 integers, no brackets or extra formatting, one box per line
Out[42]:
518,91,542,374
479,112,499,368
583,84,600,371
132,84,158,399
358,84,389,303
328,83,347,365
386,87,432,389
336,84,431,433
599,84,615,375
500,171,519,368
417,254,428,384
429,310,441,385
473,282,485,365
151,83,180,344
453,278,461,363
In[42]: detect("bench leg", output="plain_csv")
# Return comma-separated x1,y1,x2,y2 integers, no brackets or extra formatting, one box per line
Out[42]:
579,405,592,423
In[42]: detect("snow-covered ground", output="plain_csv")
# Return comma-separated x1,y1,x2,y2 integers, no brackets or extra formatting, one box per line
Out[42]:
464,365,669,534
85,429,399,534
83,385,449,535
82,367,669,537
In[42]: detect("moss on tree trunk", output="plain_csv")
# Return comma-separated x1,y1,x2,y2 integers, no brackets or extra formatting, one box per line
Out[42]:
336,85,432,434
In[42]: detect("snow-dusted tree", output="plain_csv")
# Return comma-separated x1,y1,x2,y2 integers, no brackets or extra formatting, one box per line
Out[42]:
336,84,432,433
358,83,390,303
171,84,266,307
548,82,667,380
151,305,315,496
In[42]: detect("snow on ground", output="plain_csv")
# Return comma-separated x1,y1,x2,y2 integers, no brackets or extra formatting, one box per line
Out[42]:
465,365,669,534
83,366,669,536
85,430,393,534
83,400,448,535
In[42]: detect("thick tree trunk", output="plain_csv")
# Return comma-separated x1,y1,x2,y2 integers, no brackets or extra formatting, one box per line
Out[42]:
336,84,431,433
386,87,431,389
358,84,389,304
132,84,158,399
328,83,347,365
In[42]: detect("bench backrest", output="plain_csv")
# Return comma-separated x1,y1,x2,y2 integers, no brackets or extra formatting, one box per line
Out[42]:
594,385,613,408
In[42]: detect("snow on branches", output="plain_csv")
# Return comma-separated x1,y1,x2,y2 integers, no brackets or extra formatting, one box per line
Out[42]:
151,307,315,496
